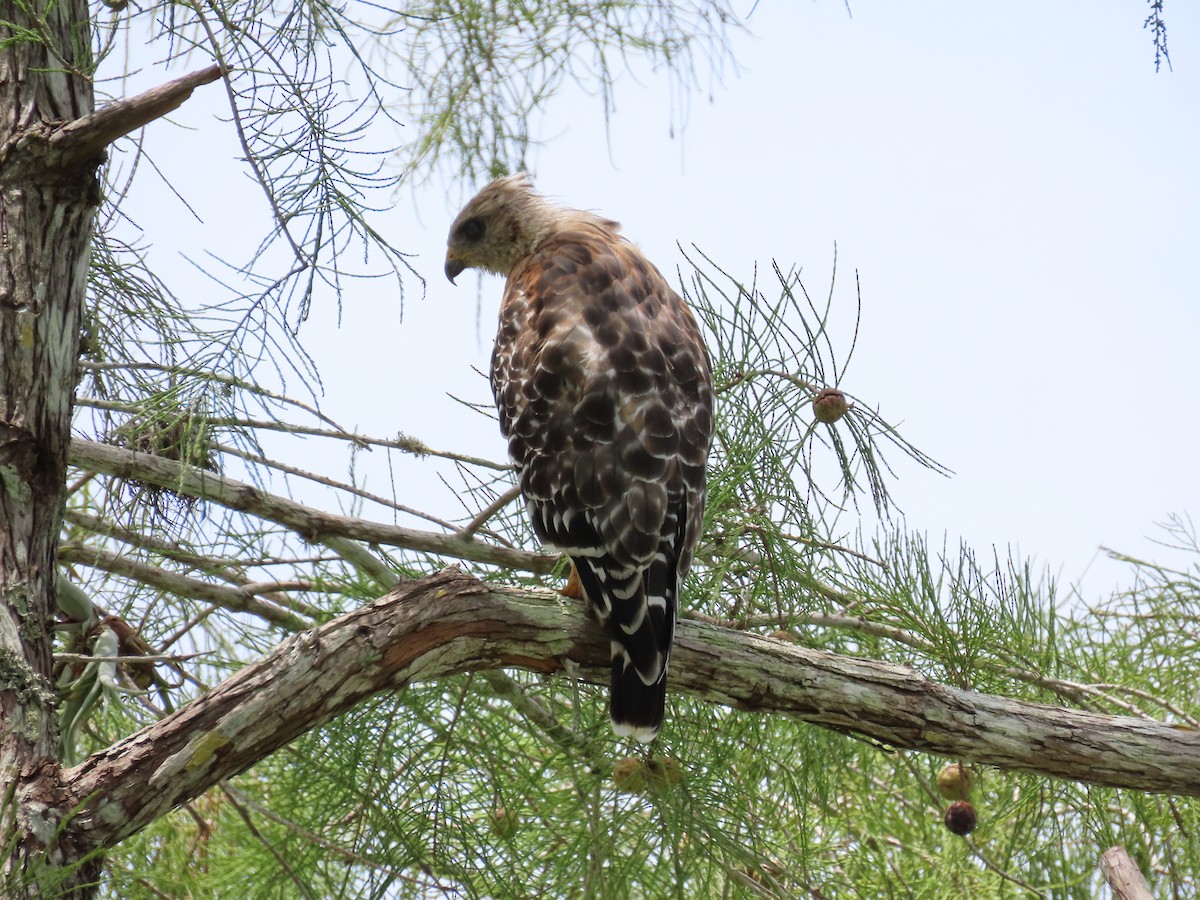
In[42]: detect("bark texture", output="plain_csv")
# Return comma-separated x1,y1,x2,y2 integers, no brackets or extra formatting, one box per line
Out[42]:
50,567,1200,861
1099,846,1155,900
0,1,221,887
0,0,100,891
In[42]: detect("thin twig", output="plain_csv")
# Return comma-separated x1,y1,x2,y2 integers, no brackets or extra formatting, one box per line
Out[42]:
55,652,208,665
58,543,311,631
458,484,522,540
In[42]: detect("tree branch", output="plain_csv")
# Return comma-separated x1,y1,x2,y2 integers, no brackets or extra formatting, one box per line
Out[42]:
55,568,1200,858
1099,845,1155,900
49,65,224,166
67,438,557,574
56,543,310,631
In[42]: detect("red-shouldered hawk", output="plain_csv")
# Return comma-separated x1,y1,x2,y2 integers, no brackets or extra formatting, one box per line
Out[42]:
445,174,713,743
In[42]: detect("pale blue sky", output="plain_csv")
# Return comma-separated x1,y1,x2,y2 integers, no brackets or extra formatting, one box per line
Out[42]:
114,2,1200,596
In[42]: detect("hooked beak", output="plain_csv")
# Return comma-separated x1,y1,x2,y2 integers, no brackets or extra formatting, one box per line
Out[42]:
445,254,466,284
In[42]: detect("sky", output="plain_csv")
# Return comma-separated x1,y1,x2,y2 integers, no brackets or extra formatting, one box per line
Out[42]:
111,2,1200,600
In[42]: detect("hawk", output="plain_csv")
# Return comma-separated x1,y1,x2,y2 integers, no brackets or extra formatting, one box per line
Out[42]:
445,174,714,743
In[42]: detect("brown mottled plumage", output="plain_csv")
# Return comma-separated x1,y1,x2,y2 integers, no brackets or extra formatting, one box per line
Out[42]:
445,174,713,743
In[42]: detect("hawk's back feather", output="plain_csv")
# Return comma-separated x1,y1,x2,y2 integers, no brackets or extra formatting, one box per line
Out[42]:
449,176,713,743
496,225,712,742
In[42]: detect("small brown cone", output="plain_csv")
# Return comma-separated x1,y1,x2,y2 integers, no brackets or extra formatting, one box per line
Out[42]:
943,800,977,836
812,387,850,424
936,763,975,801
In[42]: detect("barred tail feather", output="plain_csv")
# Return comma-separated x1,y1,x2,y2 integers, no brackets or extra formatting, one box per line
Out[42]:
574,551,677,743
610,649,667,744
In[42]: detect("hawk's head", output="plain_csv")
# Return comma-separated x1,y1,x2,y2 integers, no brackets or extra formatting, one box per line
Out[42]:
445,174,620,283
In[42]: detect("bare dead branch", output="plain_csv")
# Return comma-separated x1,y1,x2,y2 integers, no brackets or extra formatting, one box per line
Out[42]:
216,441,458,531
54,652,206,665
458,484,522,539
49,65,224,165
78,394,512,471
63,508,325,617
57,544,310,631
67,438,557,574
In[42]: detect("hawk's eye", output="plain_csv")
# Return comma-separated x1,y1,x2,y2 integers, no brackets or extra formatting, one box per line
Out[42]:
459,217,485,241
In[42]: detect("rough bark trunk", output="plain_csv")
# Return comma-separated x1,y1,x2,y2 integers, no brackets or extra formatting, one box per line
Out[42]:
0,0,100,892
0,0,220,888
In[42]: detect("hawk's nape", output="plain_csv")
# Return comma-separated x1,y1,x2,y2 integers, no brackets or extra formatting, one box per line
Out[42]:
445,174,714,743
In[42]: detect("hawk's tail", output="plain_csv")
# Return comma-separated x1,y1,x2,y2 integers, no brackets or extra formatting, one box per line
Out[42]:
609,647,668,744
575,553,677,744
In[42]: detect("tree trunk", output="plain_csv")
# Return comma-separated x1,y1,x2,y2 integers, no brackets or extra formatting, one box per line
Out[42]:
0,4,222,881
0,0,101,893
